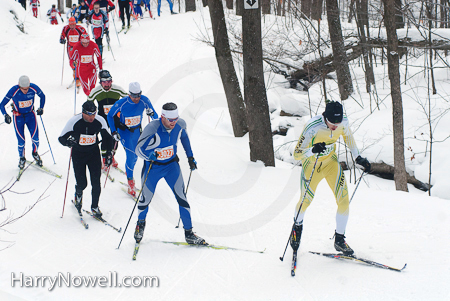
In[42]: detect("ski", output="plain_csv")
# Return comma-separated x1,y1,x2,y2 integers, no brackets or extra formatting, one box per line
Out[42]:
291,250,298,276
17,168,25,181
113,166,126,175
124,26,131,34
119,181,141,193
121,187,138,202
82,208,122,233
102,170,115,182
71,200,89,229
160,241,265,253
66,79,75,89
132,242,140,260
26,160,62,179
309,251,407,272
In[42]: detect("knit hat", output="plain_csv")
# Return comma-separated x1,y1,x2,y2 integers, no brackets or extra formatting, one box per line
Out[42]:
82,101,97,115
18,75,30,88
323,101,343,124
129,82,142,97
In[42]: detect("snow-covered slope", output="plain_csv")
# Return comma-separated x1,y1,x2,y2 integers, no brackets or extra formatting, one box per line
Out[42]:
0,1,449,300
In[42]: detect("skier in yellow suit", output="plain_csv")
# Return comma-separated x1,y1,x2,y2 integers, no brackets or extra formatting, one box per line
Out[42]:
291,101,371,255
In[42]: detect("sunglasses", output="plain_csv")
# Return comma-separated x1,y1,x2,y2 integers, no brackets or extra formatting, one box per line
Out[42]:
100,80,112,84
166,117,179,122
83,110,96,116
129,92,141,98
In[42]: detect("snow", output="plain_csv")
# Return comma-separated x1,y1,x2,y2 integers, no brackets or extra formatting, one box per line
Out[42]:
1,1,450,300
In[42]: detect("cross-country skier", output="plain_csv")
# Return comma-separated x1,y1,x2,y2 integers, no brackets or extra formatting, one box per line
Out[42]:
60,17,87,86
89,0,115,13
143,0,152,18
291,101,371,255
86,2,109,57
76,0,90,24
47,4,63,25
133,0,143,19
87,70,127,170
157,0,175,16
118,0,131,30
30,0,40,18
66,3,78,20
71,32,102,96
0,75,45,168
106,82,158,197
58,101,113,218
134,102,206,245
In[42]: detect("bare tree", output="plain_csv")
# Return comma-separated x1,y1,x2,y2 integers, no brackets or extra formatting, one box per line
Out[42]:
208,0,248,137
383,0,408,191
326,0,353,100
186,0,196,12
311,0,323,21
262,0,271,14
301,0,312,18
236,0,244,16
226,0,234,10
242,5,275,166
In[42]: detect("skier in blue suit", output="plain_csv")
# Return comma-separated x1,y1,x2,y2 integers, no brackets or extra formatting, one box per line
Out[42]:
107,82,158,197
134,102,206,245
157,0,175,16
0,75,46,168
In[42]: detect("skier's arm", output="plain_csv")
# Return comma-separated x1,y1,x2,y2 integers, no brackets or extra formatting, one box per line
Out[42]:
59,116,78,146
293,126,316,161
107,101,121,133
0,88,14,116
178,119,194,158
341,117,360,159
97,115,113,152
135,121,159,160
143,96,159,120
107,0,115,12
32,84,45,110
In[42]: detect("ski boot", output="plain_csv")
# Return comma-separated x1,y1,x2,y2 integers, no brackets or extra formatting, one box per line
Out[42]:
122,25,125,30
334,232,354,255
32,151,43,167
185,228,206,245
134,219,146,243
91,207,103,218
74,192,83,212
290,223,303,251
170,10,177,15
127,178,136,197
112,157,118,168
18,157,26,169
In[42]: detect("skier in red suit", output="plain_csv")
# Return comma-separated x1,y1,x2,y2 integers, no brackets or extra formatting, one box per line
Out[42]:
30,0,40,18
71,33,103,96
60,17,87,82
47,4,62,25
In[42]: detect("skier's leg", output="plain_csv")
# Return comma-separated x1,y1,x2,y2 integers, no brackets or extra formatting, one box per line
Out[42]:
26,113,39,155
137,161,162,220
87,148,102,208
13,114,26,158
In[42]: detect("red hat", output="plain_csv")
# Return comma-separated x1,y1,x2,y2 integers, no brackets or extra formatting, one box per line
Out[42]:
80,33,90,43
69,17,76,25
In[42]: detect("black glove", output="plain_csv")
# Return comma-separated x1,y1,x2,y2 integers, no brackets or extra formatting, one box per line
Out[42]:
36,108,43,115
311,142,326,154
66,136,78,147
146,108,154,117
60,38,66,44
355,155,371,172
188,157,197,170
112,131,120,141
117,122,129,131
104,152,113,167
104,28,109,36
108,7,114,13
4,114,12,124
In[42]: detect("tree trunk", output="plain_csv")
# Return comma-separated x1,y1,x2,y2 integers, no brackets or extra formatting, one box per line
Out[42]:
301,0,312,18
356,0,375,92
383,0,408,191
202,0,208,7
262,0,271,14
185,0,196,12
326,0,353,100
226,0,233,10
311,0,323,21
242,5,275,166
66,0,72,9
208,0,248,137
440,0,446,28
236,0,244,16
395,0,404,28
58,0,65,12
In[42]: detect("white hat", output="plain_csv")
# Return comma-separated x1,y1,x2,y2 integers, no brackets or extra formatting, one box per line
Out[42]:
129,82,141,94
18,75,30,87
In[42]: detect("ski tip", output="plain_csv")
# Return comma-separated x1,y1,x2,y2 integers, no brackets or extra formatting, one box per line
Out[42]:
118,227,122,233
400,263,407,271
291,271,295,276
279,257,284,262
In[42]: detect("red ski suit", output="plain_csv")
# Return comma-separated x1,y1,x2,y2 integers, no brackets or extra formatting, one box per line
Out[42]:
30,0,40,18
71,41,103,96
60,25,87,70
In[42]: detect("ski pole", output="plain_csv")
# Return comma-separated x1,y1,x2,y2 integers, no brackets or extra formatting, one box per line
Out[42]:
111,14,121,46
61,45,65,85
117,160,154,249
175,169,193,228
103,141,118,188
61,149,73,218
106,33,116,61
74,63,77,115
39,116,56,164
279,153,320,262
349,172,365,204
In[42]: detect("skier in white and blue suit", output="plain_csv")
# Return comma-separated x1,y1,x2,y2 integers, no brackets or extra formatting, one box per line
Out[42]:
134,102,207,245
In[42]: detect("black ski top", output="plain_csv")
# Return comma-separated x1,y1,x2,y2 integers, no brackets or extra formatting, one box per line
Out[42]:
59,114,113,154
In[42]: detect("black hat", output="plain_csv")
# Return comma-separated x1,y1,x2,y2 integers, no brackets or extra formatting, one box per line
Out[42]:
99,70,112,82
323,101,343,124
82,101,97,115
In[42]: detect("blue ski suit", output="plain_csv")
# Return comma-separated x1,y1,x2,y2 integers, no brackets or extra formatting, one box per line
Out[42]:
107,95,157,179
157,0,173,16
0,84,45,157
135,118,194,229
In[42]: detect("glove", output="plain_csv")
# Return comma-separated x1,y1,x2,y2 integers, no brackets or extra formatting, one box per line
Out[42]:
311,142,326,154
108,7,114,13
355,155,371,172
112,131,120,141
62,18,65,22
117,122,129,131
4,114,12,124
104,152,113,167
36,108,43,115
60,38,66,44
66,136,78,147
104,28,109,36
188,157,197,170
149,151,159,161
146,108,154,117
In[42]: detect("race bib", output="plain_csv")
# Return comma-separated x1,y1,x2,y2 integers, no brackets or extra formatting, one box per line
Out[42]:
19,100,32,108
69,35,79,43
79,134,96,145
156,146,174,160
103,104,113,115
125,115,141,127
92,19,102,26
51,12,56,17
81,55,92,63
81,9,87,14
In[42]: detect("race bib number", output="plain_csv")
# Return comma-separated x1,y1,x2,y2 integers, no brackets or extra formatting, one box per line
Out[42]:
81,9,87,14
81,55,92,63
69,35,79,43
103,104,113,115
79,134,96,146
92,19,102,26
156,146,174,160
19,100,32,108
51,12,56,17
125,116,141,127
